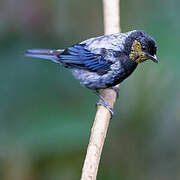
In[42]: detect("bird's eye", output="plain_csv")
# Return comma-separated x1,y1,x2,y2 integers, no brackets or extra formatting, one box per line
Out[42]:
142,45,146,50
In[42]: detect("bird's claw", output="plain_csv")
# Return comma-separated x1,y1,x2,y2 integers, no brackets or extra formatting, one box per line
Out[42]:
96,102,114,118
111,86,120,98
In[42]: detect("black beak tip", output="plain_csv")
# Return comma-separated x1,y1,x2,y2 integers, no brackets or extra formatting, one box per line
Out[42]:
153,59,158,63
150,55,158,64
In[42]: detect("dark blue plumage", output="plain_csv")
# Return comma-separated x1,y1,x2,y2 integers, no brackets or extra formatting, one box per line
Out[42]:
59,44,113,74
24,30,158,115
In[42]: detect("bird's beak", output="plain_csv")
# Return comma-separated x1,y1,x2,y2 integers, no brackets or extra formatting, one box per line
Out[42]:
146,53,158,63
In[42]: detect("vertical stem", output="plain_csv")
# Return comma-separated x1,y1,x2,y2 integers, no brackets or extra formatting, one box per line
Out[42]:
81,0,121,180
103,0,121,34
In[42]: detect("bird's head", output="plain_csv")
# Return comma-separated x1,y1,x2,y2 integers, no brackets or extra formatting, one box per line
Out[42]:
125,30,158,64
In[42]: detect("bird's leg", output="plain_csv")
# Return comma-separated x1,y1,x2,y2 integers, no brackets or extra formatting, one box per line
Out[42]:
110,86,120,98
94,90,114,117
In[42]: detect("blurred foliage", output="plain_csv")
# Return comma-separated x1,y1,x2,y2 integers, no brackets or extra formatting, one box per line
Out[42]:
0,0,180,179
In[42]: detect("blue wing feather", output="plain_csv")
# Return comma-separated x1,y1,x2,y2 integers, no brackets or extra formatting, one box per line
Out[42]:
59,44,112,73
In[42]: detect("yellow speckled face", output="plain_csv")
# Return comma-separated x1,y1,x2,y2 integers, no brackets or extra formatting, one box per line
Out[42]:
129,40,148,63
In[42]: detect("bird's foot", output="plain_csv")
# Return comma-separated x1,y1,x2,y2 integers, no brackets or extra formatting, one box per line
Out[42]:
96,101,114,118
94,89,114,118
111,86,120,98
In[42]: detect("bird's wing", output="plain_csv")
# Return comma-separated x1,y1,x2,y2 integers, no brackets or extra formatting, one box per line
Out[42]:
59,44,113,74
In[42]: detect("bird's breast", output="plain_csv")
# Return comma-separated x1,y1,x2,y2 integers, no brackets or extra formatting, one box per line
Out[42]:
70,56,137,89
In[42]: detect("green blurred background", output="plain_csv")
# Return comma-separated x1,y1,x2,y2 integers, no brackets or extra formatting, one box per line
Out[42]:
0,0,180,179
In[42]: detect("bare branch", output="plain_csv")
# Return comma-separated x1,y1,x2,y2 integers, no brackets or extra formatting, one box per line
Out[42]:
103,0,121,34
81,0,121,180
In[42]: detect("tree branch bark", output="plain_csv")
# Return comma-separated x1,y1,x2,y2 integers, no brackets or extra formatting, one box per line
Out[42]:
81,0,121,179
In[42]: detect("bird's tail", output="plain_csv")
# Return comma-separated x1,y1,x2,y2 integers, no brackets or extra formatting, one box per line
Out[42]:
24,49,64,63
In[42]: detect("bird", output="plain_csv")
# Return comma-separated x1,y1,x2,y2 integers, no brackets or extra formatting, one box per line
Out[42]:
24,30,158,116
